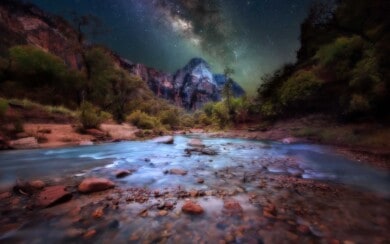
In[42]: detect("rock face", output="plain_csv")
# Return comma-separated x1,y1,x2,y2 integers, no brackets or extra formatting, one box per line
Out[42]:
78,178,115,193
0,1,82,68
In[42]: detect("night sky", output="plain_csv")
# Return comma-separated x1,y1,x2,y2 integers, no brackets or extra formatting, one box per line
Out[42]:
26,0,314,93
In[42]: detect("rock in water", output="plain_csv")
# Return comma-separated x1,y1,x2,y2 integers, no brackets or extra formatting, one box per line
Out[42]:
115,170,131,178
182,201,204,215
168,168,188,176
152,136,174,144
188,139,205,148
78,178,115,193
36,185,72,207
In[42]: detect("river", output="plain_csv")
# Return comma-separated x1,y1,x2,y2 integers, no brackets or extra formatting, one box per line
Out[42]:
0,135,389,243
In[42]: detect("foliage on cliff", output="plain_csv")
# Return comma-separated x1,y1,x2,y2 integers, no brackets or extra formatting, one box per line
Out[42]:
257,0,389,121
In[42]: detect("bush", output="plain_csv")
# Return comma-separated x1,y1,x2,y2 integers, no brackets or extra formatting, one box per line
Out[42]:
127,110,161,130
260,101,280,118
211,102,230,129
78,101,104,129
279,70,323,106
158,109,180,129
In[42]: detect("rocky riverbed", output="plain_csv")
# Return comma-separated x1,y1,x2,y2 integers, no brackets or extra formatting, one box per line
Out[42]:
0,135,389,243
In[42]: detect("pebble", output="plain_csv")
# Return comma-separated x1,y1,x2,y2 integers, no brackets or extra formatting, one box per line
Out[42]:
92,208,104,218
159,210,168,216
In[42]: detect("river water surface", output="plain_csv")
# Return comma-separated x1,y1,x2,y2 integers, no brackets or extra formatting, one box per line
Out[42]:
0,135,389,243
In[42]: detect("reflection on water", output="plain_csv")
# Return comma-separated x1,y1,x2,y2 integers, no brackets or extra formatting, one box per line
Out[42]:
0,135,388,195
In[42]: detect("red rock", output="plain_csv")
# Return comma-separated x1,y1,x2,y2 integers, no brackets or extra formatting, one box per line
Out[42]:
92,207,104,218
169,169,188,176
0,192,11,201
159,210,168,216
223,199,243,215
78,178,115,193
36,185,72,207
29,180,45,189
182,201,204,215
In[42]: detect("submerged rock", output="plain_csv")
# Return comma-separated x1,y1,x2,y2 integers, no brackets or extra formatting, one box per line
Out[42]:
153,136,174,144
36,185,72,207
78,178,115,193
182,200,204,215
167,168,188,176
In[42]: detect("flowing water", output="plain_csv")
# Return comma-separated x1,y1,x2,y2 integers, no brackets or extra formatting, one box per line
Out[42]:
0,135,389,243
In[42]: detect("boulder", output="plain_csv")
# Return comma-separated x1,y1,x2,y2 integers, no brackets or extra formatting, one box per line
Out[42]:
9,137,39,149
78,178,115,193
36,185,72,208
188,139,205,148
152,136,174,144
182,201,204,215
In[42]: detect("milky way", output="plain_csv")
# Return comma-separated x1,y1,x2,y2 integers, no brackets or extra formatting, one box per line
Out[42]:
26,0,315,93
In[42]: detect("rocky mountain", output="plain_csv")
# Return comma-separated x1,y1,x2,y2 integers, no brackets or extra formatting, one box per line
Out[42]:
121,57,245,110
0,0,245,110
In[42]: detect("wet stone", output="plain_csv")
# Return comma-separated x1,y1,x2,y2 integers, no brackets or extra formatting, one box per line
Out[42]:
182,201,204,215
36,185,72,208
167,168,188,176
78,178,115,193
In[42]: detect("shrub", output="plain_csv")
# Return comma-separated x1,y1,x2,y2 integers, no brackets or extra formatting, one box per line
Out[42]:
315,36,365,66
211,102,230,129
158,109,180,129
279,70,323,106
127,110,160,130
260,101,280,118
78,101,103,129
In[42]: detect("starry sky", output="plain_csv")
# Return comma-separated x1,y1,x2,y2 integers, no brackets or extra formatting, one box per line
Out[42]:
26,0,315,93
